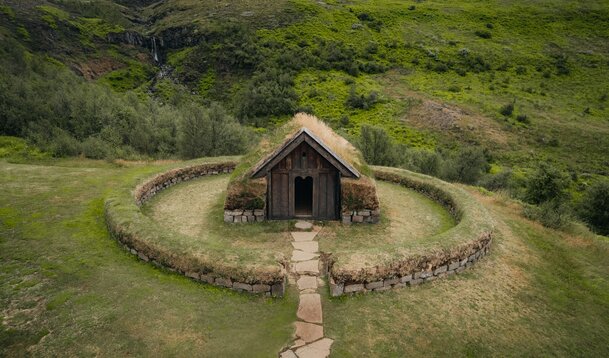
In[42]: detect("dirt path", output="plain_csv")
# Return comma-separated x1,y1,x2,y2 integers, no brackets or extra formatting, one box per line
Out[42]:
280,221,334,358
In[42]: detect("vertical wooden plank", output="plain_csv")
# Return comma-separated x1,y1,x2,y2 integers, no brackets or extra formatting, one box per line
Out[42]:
319,173,328,219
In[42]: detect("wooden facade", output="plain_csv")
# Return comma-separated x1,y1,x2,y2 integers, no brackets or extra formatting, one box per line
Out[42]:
251,128,360,221
268,142,339,219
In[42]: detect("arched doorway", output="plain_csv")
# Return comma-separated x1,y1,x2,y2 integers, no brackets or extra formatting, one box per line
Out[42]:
294,176,313,216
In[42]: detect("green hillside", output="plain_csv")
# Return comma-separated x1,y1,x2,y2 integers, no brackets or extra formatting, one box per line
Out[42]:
1,1,609,355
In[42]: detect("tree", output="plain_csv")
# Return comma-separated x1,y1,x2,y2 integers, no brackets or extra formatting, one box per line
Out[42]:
442,147,489,184
523,162,571,204
178,104,210,159
578,181,609,235
358,125,394,166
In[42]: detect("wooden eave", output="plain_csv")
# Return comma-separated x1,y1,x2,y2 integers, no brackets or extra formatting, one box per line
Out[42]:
250,128,361,179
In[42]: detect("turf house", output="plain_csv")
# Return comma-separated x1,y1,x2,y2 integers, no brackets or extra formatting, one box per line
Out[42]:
224,113,380,223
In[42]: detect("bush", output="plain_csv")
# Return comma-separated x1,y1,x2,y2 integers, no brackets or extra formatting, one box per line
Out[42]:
474,30,492,39
178,102,249,159
500,102,514,116
346,86,379,110
441,147,489,184
523,198,571,229
516,114,530,124
523,162,570,205
358,125,395,166
578,181,609,235
478,169,513,191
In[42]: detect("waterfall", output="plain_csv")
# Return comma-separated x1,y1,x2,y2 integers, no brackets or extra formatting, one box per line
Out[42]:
152,37,159,63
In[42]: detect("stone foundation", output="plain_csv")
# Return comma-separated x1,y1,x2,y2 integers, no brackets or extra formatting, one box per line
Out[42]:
328,236,492,297
341,209,380,224
224,209,266,223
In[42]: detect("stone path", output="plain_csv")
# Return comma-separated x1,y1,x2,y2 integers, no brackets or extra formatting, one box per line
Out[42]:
280,221,333,358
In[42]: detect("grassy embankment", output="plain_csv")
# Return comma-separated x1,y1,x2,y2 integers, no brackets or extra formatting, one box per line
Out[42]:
0,156,297,357
1,151,608,356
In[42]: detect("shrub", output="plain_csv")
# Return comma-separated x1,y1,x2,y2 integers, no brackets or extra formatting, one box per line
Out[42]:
578,181,609,235
523,162,570,205
500,102,514,116
516,114,530,124
441,147,489,184
523,198,571,229
346,86,379,110
178,102,249,159
358,125,395,166
475,30,492,39
478,169,513,191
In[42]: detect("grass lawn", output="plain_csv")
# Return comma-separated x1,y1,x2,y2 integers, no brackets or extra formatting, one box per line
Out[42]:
2,158,608,356
318,180,455,254
0,159,296,357
322,189,609,356
142,174,292,255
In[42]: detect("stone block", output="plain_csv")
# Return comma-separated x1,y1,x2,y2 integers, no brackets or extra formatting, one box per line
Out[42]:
371,209,381,216
224,214,233,223
374,285,391,292
447,270,456,276
200,274,215,284
460,258,468,266
271,282,284,297
400,274,413,283
344,283,364,293
243,210,253,216
434,265,448,275
215,277,232,288
420,270,433,279
254,209,264,216
393,282,406,289
185,271,200,280
233,282,252,292
240,215,248,222
410,278,423,286
358,210,371,216
329,280,344,297
233,216,242,223
247,215,255,222
384,277,399,286
352,215,364,223
130,248,137,255
448,261,460,271
342,215,352,224
252,284,271,293
425,276,437,282
365,281,383,290
137,252,149,262
455,266,466,273
468,254,476,262
255,215,264,222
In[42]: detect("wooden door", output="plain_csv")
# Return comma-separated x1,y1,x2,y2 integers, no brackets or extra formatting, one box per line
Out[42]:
316,171,338,220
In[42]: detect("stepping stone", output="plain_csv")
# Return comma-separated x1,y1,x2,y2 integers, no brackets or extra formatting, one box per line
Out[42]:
297,275,318,290
292,241,319,253
295,221,313,230
291,232,318,242
280,349,297,358
294,338,334,358
297,293,323,324
294,322,323,343
292,250,318,262
291,339,306,349
294,260,320,275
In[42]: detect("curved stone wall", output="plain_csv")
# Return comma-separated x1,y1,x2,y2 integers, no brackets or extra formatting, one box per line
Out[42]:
105,160,286,297
328,167,494,296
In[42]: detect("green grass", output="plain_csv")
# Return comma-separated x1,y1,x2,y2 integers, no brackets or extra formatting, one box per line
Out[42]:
322,189,609,357
142,174,292,259
0,159,296,356
318,180,455,253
